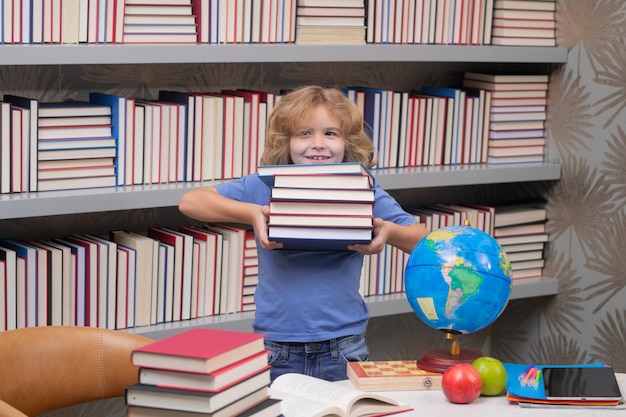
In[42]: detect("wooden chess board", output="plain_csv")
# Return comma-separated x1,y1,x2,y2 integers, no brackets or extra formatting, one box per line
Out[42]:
347,360,443,391
356,360,433,377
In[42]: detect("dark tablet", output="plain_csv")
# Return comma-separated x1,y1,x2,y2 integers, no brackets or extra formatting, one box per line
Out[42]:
543,366,623,401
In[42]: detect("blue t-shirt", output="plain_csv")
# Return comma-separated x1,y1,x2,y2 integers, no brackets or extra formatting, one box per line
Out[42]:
215,173,416,342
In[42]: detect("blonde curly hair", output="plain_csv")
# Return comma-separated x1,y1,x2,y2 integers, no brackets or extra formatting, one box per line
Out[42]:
259,85,378,168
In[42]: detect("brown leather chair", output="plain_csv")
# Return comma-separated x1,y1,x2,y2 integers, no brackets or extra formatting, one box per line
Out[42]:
0,326,153,417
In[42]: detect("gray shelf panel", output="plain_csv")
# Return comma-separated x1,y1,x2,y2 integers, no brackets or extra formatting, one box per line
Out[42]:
366,276,558,316
509,276,559,299
2,44,568,65
0,163,561,219
0,182,206,219
127,277,558,340
123,311,257,340
375,162,561,190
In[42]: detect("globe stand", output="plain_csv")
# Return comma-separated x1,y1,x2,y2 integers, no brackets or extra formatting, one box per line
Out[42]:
416,332,483,373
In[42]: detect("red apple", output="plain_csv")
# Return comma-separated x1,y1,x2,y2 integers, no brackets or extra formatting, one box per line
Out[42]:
441,363,483,404
472,356,508,396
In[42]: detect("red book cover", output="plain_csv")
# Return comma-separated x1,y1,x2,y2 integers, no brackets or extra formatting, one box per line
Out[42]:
132,328,266,374
139,350,270,392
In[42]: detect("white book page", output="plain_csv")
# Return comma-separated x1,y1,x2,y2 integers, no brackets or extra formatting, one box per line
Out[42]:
269,373,404,417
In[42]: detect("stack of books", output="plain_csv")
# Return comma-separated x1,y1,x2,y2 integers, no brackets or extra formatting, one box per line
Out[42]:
126,328,280,417
259,162,375,251
123,0,198,44
34,100,117,192
491,0,557,46
0,94,119,192
242,233,259,312
493,201,548,279
462,72,548,165
295,0,366,44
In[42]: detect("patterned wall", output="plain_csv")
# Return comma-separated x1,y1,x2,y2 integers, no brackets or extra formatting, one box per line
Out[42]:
497,0,626,369
368,0,626,371
2,1,625,415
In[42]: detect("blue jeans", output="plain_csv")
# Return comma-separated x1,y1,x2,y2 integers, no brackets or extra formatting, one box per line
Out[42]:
265,334,369,382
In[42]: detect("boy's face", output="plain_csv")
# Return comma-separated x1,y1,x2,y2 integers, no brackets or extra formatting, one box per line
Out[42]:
289,104,346,164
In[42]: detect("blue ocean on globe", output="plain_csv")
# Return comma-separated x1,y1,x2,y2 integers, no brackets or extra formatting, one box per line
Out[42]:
405,225,512,334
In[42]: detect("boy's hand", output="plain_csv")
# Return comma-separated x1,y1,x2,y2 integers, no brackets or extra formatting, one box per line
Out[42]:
254,205,283,250
348,218,387,255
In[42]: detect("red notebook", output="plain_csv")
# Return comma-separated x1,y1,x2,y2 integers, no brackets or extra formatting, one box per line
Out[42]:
132,328,266,374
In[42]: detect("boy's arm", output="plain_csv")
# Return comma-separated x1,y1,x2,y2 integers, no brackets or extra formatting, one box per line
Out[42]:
383,221,429,253
350,220,429,255
179,186,257,224
178,187,282,250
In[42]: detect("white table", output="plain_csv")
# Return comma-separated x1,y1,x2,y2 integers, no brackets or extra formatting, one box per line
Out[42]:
337,373,626,416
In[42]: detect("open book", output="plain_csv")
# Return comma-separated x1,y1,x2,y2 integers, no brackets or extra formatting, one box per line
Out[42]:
269,373,412,417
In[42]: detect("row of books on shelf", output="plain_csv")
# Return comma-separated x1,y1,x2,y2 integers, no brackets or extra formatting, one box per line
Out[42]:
365,0,555,46
0,224,258,332
0,0,556,46
349,71,548,169
412,199,549,279
0,196,548,332
0,0,296,45
0,89,276,193
0,72,548,194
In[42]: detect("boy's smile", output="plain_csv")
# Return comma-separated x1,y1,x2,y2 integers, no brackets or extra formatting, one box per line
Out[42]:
289,104,346,164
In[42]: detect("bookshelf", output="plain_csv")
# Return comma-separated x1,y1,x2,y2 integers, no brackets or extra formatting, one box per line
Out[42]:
0,44,565,338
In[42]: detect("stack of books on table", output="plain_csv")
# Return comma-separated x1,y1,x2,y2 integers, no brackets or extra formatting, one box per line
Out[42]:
493,201,548,279
462,72,549,165
295,0,366,44
126,328,280,417
259,162,375,251
491,0,557,46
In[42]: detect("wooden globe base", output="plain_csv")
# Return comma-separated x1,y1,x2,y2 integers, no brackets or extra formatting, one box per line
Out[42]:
416,347,483,373
416,332,483,373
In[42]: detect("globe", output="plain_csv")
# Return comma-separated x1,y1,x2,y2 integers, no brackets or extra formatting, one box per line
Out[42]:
405,225,512,335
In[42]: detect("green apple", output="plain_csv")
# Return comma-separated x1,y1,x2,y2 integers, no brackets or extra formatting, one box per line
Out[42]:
471,356,508,396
